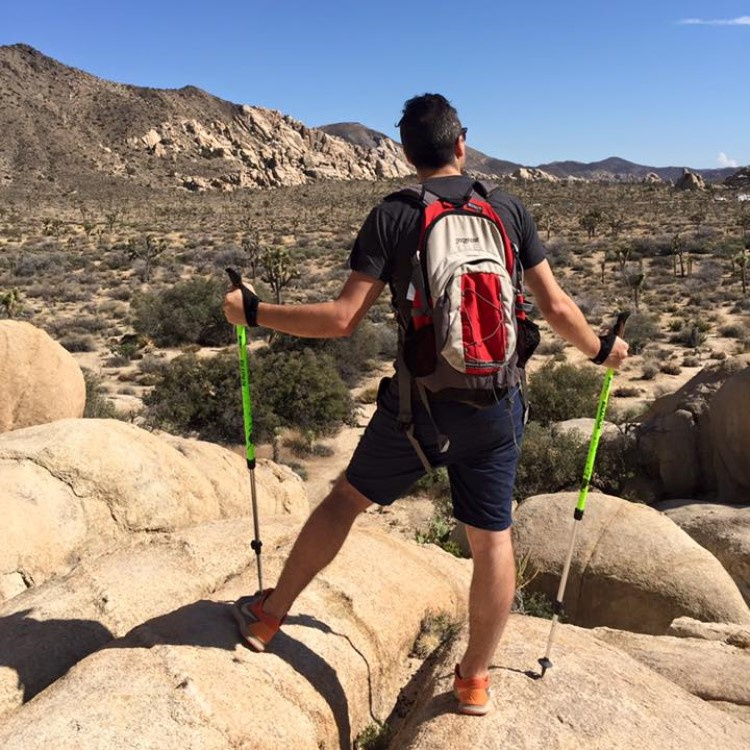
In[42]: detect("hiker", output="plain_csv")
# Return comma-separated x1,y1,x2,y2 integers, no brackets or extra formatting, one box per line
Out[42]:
223,93,628,716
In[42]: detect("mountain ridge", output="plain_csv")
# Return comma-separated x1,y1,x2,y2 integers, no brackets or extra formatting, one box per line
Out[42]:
0,44,742,192
321,122,738,183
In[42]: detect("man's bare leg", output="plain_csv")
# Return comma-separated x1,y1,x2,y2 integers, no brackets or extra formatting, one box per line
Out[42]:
261,474,372,620
458,526,516,678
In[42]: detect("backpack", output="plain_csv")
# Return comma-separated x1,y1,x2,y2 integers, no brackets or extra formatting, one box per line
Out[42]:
387,180,539,470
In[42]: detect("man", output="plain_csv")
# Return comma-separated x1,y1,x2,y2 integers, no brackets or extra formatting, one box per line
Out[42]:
223,93,628,716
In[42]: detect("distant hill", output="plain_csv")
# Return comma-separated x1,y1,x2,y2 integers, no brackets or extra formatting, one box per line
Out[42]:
0,44,411,193
320,125,738,184
0,44,739,193
536,156,736,183
319,123,522,176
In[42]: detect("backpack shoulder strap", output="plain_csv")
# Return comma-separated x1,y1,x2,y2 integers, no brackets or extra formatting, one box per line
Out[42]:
384,184,441,206
472,179,502,199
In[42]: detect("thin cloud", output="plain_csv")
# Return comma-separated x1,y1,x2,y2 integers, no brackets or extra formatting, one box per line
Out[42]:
679,16,750,26
718,153,739,168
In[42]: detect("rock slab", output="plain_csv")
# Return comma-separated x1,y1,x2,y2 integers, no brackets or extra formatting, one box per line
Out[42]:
0,321,85,433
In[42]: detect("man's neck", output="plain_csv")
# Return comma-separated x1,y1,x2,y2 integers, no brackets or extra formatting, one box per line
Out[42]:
416,164,463,182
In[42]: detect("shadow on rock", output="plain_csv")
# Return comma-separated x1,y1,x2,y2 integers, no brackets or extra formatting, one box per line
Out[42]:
108,601,355,750
0,609,114,703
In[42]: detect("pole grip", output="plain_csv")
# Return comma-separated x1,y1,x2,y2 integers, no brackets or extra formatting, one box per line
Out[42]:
612,311,630,338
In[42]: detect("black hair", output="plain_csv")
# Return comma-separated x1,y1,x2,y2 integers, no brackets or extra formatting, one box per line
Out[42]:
397,94,464,170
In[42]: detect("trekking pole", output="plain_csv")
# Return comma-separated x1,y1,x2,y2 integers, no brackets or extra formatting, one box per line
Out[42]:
537,311,629,678
226,267,264,593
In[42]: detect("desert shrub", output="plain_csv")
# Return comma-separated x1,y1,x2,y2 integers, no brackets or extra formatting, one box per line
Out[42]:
211,244,246,272
83,370,118,419
719,323,745,338
131,277,233,347
527,361,601,425
682,355,701,367
269,320,380,387
640,361,659,380
623,311,660,355
612,386,641,398
630,235,673,257
535,336,566,356
514,423,587,498
660,362,682,375
59,334,96,352
144,352,265,442
144,348,355,443
669,321,708,348
355,722,391,750
256,348,356,434
516,422,636,500
13,251,69,277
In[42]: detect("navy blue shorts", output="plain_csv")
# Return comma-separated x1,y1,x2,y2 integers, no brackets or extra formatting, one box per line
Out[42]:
346,378,525,531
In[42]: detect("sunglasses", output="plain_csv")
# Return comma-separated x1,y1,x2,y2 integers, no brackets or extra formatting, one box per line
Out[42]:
458,127,468,140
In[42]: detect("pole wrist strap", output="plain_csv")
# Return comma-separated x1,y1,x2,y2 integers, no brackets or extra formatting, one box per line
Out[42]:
590,333,615,365
240,287,260,327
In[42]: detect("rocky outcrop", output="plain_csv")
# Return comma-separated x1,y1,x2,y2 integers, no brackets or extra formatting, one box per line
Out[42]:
0,419,307,603
592,626,750,718
657,501,750,605
643,171,664,184
0,526,470,748
725,166,750,189
125,108,412,191
513,492,750,633
511,167,559,182
0,321,85,433
676,168,707,191
388,616,750,749
635,357,750,500
668,616,750,646
0,518,276,720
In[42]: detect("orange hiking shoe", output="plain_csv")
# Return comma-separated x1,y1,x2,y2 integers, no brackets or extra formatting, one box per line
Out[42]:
232,589,285,652
453,664,491,716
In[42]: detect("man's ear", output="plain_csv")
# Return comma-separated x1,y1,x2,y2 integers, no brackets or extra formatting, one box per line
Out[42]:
455,137,466,161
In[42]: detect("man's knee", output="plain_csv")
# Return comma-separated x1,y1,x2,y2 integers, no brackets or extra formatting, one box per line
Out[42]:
320,474,373,519
465,524,513,557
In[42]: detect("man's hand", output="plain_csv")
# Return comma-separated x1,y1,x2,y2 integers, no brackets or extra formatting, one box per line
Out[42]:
223,284,256,326
602,336,628,370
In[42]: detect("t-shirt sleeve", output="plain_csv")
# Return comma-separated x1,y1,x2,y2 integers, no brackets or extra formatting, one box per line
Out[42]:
518,203,547,271
348,205,396,282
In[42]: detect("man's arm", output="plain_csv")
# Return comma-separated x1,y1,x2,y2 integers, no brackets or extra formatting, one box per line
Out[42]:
523,260,628,369
223,270,386,339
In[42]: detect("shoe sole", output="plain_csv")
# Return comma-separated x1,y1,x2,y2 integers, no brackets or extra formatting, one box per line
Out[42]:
231,602,267,652
454,689,491,716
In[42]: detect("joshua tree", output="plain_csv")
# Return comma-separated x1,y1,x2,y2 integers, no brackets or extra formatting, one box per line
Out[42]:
533,207,557,242
1,288,21,319
608,214,626,239
126,234,167,283
688,209,706,237
625,271,646,311
42,217,64,236
614,246,630,273
242,225,263,281
261,246,300,304
579,210,604,240
672,233,686,277
734,247,749,295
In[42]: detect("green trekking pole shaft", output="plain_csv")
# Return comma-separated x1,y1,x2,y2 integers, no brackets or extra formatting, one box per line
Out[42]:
538,312,628,678
227,268,264,593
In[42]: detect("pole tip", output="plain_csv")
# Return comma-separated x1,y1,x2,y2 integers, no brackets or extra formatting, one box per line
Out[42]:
538,657,552,678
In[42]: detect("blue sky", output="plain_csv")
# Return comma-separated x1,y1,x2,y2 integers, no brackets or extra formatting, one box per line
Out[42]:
1,1,748,168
